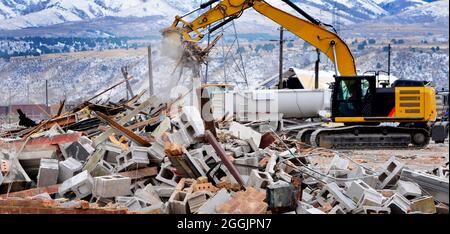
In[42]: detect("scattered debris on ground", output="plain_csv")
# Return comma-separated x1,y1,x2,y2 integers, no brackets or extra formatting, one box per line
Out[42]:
0,81,448,214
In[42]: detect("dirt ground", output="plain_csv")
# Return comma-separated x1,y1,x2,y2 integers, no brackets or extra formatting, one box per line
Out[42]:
309,142,449,172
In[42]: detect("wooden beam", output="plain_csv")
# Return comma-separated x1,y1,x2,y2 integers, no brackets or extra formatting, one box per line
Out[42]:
92,96,156,146
95,112,151,147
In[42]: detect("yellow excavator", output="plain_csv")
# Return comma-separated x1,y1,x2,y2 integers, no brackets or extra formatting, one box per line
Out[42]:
163,0,437,149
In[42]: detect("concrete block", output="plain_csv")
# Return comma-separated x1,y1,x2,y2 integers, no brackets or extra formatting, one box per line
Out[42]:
176,107,205,139
376,157,404,189
361,175,379,188
124,197,152,212
154,185,176,198
115,196,134,205
346,180,378,204
187,191,213,214
116,149,149,172
384,193,411,214
410,196,436,214
246,169,274,191
266,181,295,209
296,202,326,214
396,180,422,199
358,189,384,207
327,155,350,172
302,191,314,203
183,149,207,177
320,182,356,212
155,166,181,187
401,169,449,204
329,205,346,214
234,156,259,176
168,190,190,214
37,159,59,187
100,143,123,164
91,160,115,177
265,153,278,174
353,206,391,214
135,184,162,205
229,122,262,147
58,157,83,183
148,139,166,163
0,172,3,185
58,171,94,199
93,175,132,198
66,141,92,162
197,189,232,214
276,170,293,183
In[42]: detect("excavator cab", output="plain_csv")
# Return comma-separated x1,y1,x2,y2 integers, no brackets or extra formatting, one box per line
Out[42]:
332,76,437,125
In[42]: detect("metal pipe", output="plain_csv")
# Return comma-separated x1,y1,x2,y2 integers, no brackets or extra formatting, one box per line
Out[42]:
331,41,339,76
205,130,246,189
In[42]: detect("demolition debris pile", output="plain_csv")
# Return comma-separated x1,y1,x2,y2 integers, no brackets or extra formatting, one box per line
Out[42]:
0,88,448,214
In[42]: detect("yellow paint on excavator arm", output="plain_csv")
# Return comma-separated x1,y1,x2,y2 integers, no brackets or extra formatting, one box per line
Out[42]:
167,0,357,76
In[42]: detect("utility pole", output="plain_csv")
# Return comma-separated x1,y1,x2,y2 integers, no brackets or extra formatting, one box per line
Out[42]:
278,27,285,89
147,45,154,96
315,49,321,89
45,80,48,107
387,43,391,80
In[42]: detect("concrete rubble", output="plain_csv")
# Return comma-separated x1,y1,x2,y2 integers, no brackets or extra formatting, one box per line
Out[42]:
1,93,448,214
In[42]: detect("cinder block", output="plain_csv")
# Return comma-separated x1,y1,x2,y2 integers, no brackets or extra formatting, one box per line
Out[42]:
276,170,292,183
329,205,346,214
93,175,131,198
266,181,295,210
0,172,3,185
401,169,449,204
353,206,391,214
296,202,326,214
168,190,190,214
155,166,181,187
358,189,384,207
153,185,176,198
327,155,350,172
319,182,356,212
396,180,422,199
100,143,123,164
37,159,59,187
383,193,411,214
197,189,231,214
174,108,205,140
265,153,278,174
135,184,162,205
229,122,262,147
234,156,259,176
66,141,93,162
91,160,115,177
376,157,404,189
116,149,149,172
187,191,213,214
148,139,166,163
124,197,152,212
246,169,274,191
58,158,83,183
58,170,94,199
346,180,378,204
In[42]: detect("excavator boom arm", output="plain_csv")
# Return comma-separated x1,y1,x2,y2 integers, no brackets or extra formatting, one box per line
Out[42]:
167,0,357,76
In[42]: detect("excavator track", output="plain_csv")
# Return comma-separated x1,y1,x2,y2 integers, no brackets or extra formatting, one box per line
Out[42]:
308,125,430,149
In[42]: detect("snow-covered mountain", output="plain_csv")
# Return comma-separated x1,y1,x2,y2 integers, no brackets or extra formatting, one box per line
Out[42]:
379,0,449,24
0,0,447,32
